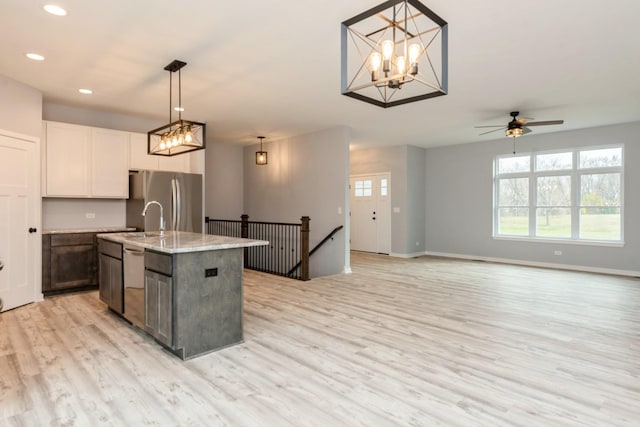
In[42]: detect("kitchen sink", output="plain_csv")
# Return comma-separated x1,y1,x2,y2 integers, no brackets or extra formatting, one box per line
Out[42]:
123,232,164,238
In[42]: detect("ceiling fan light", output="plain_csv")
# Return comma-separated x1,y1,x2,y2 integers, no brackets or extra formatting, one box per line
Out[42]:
506,127,523,138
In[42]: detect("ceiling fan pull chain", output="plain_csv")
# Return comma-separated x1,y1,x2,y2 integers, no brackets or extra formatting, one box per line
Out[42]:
513,139,516,155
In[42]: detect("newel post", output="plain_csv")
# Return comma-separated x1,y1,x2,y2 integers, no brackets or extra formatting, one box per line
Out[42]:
241,214,249,268
300,216,310,281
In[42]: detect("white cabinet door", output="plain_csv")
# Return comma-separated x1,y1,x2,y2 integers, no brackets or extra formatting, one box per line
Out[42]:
188,150,205,174
44,122,90,197
158,154,187,173
129,132,159,171
91,128,129,197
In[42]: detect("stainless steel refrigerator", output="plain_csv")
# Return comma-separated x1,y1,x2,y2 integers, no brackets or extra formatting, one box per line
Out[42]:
126,170,203,233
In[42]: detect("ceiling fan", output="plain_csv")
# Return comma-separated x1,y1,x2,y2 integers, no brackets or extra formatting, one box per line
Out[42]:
476,111,564,137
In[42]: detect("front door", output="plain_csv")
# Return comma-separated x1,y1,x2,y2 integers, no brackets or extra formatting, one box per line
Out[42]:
349,174,391,254
0,130,39,311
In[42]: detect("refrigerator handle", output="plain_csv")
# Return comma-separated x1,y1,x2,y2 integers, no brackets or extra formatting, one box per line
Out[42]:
171,178,178,231
176,178,182,230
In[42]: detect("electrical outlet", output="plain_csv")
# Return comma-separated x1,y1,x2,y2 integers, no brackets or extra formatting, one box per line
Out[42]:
85,213,95,219
554,250,562,256
393,207,400,213
337,207,342,215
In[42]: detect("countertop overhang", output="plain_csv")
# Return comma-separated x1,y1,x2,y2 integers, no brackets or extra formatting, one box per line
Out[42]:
44,226,136,235
97,231,269,254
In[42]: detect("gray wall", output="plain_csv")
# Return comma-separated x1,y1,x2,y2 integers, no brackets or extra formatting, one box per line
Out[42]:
425,121,640,274
406,145,427,254
205,142,244,220
243,127,350,277
0,74,42,138
43,102,163,133
351,144,427,255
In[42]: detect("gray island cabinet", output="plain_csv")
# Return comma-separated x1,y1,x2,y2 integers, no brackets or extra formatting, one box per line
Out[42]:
97,231,268,360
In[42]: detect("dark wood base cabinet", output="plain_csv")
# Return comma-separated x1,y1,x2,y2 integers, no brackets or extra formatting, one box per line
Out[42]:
42,233,97,296
98,239,123,314
143,248,244,360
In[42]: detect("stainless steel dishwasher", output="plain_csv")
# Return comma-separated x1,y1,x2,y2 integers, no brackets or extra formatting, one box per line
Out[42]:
123,244,145,329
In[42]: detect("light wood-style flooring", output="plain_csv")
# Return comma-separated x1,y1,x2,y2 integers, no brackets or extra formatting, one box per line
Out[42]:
2,253,640,426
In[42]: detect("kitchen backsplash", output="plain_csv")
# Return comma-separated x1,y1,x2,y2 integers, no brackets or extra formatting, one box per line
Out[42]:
42,198,126,230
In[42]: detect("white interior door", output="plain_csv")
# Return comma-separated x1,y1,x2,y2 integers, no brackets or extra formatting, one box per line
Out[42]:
350,174,391,254
0,131,39,312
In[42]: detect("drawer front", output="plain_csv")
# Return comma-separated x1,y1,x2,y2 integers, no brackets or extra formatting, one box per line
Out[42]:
51,232,95,246
98,239,122,260
145,250,173,276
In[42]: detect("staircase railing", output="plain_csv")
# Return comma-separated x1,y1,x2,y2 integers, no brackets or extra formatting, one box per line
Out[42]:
205,215,311,280
286,225,344,277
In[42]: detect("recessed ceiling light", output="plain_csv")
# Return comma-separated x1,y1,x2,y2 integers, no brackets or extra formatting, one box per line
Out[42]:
26,53,45,61
78,89,93,94
43,4,67,16
174,107,185,112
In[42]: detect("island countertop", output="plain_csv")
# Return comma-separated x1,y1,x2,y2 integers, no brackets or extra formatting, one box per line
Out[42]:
97,231,268,254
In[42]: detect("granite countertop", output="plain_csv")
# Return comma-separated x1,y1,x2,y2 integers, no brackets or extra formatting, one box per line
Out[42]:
97,231,269,254
43,226,136,235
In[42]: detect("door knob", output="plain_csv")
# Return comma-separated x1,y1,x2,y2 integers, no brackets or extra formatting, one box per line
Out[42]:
372,217,376,220
28,227,37,233
0,261,4,271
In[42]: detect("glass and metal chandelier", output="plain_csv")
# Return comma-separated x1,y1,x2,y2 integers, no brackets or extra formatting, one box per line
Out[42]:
341,0,448,108
148,60,206,156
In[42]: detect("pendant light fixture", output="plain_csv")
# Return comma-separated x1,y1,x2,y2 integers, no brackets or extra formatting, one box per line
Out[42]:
341,0,448,108
148,60,206,156
255,136,268,165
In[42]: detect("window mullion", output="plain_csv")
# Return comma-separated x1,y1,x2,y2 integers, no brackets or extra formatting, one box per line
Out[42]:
529,166,535,237
572,152,579,239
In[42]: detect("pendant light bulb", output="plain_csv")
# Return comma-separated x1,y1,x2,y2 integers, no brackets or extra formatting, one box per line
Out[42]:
370,52,382,81
396,56,406,74
381,39,394,73
408,43,421,64
381,40,394,60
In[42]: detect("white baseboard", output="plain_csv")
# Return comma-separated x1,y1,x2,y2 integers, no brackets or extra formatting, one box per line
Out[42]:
389,251,428,259
423,251,640,278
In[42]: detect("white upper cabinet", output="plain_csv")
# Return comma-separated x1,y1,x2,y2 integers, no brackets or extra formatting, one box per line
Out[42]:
43,122,204,198
129,132,160,171
43,122,90,197
91,128,129,197
158,153,187,173
43,121,129,198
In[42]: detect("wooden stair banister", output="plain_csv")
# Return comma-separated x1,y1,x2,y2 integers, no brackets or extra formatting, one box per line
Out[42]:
286,225,344,278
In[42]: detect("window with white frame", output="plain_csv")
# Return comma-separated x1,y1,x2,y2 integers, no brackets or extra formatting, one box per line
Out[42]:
354,179,373,197
494,146,623,242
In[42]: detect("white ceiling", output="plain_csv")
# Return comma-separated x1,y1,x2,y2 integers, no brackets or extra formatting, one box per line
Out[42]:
2,0,640,149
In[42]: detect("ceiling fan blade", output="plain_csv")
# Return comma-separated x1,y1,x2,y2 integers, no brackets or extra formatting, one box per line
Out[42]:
522,127,532,134
525,120,564,126
479,127,505,136
474,125,504,128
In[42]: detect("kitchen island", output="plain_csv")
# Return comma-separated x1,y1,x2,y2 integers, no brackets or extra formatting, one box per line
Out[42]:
97,231,268,360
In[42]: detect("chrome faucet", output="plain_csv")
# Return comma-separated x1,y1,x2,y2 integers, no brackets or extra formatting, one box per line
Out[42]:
141,200,165,236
